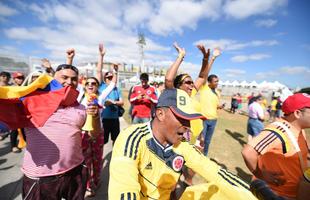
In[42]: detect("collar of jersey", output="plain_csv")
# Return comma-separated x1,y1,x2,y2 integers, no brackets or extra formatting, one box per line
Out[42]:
148,121,173,151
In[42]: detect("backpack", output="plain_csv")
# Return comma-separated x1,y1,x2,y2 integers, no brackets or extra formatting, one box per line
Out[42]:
275,101,282,109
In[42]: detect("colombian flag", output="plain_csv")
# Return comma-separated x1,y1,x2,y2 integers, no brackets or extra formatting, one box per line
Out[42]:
0,74,79,129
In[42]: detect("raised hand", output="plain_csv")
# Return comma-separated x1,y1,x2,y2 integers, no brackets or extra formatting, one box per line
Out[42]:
99,43,106,57
41,58,52,69
112,63,119,72
173,42,186,58
66,48,75,60
212,47,221,58
197,44,210,59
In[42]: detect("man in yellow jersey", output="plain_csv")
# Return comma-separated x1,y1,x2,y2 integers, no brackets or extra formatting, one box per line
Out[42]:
199,74,222,155
109,88,257,200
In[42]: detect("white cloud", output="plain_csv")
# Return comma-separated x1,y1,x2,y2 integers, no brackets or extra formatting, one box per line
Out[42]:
4,0,171,66
256,66,310,79
279,66,310,75
255,19,277,28
223,68,246,77
301,44,310,51
231,54,271,62
223,0,287,19
194,39,278,51
147,0,222,36
0,2,18,17
256,71,278,79
124,1,152,27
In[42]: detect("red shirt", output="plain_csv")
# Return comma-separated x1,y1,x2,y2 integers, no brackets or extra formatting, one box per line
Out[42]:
129,85,158,118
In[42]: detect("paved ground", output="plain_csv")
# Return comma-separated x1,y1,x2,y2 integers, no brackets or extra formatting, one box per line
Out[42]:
0,117,128,200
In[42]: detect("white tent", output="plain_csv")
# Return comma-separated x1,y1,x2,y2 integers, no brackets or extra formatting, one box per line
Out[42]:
273,81,285,89
222,80,231,86
239,80,248,87
258,81,268,88
249,81,258,88
279,87,293,102
231,80,239,87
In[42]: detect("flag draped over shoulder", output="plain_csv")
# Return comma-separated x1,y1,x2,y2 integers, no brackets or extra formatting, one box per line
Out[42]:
0,74,79,129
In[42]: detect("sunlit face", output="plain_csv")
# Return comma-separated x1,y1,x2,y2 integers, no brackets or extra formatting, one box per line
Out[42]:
105,75,113,84
141,79,148,87
179,76,194,96
85,78,99,94
0,75,9,84
14,77,24,86
297,107,310,129
209,77,219,89
162,108,191,145
55,69,78,88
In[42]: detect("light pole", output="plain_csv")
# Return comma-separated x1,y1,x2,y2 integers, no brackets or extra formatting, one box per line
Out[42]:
137,33,146,73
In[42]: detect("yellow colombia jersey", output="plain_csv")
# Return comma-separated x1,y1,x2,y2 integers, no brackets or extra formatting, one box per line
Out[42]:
192,84,220,119
109,122,257,200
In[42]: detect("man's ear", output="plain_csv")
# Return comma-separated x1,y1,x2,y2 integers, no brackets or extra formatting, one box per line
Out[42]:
155,108,166,122
293,110,301,119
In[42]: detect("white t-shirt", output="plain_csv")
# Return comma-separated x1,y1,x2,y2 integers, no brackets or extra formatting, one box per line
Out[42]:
248,102,264,119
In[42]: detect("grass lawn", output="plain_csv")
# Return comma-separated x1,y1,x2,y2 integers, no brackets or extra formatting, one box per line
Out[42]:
121,90,310,184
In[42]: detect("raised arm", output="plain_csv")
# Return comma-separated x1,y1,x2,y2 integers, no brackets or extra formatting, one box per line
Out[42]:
66,48,75,65
208,47,221,74
41,58,55,77
96,43,106,83
165,42,185,89
194,44,210,90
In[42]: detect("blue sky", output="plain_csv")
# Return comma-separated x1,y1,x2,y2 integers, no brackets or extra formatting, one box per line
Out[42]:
0,0,309,88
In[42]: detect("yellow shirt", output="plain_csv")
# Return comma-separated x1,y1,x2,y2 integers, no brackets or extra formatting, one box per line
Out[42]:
271,99,277,111
109,122,256,200
193,84,220,119
190,89,203,144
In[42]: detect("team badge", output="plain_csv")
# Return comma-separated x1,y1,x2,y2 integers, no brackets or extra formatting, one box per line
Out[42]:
147,90,152,95
172,156,184,172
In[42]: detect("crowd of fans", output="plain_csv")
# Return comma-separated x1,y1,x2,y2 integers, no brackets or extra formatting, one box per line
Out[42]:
0,43,309,200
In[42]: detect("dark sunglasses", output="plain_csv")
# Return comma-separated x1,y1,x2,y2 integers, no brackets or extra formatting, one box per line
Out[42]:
85,82,98,86
56,64,79,74
183,80,194,85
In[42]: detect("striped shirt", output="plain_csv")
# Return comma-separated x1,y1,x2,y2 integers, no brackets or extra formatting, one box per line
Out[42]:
248,118,308,198
22,104,86,177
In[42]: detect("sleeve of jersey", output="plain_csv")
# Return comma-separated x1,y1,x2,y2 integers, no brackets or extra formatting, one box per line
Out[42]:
129,87,139,104
175,142,255,199
149,88,158,103
248,130,280,155
108,128,141,200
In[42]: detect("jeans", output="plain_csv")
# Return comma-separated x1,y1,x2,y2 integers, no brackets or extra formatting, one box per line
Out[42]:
202,119,217,156
132,117,150,124
247,118,264,136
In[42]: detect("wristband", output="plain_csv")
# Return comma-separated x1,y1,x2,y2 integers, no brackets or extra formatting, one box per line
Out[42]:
178,52,185,60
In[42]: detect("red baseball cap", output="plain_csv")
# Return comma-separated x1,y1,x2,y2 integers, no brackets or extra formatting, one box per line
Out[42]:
282,93,310,114
12,72,24,79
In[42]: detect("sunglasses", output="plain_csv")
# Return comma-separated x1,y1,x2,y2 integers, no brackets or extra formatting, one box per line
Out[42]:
85,82,98,86
56,64,79,74
183,80,194,85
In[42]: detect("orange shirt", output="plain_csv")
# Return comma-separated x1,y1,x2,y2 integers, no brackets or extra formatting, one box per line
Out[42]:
248,118,309,198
